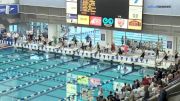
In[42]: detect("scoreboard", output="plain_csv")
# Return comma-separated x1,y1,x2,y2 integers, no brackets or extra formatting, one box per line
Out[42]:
66,0,143,30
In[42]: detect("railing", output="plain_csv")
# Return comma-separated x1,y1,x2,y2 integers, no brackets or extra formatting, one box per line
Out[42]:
148,77,180,101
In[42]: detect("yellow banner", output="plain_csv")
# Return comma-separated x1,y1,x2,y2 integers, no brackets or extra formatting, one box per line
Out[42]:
77,75,89,85
128,19,142,30
78,15,89,25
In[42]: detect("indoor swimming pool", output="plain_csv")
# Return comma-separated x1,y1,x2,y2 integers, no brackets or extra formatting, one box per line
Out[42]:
0,48,155,101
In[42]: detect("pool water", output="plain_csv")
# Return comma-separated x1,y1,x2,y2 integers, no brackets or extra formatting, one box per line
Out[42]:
0,48,155,101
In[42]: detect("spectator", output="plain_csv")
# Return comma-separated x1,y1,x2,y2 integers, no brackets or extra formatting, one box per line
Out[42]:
122,83,127,92
158,85,167,101
143,85,149,101
132,80,137,90
98,87,103,100
107,91,113,100
117,47,123,55
136,79,140,88
174,51,178,63
126,84,132,91
89,40,92,50
111,42,115,52
129,90,135,101
142,77,150,86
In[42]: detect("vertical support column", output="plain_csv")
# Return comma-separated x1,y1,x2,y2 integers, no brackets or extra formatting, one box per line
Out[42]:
176,36,180,53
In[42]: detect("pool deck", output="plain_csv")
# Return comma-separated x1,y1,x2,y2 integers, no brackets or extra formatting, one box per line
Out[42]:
10,42,174,69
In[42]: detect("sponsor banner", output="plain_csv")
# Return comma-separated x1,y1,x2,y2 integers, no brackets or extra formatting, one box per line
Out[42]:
9,5,19,14
89,78,101,87
0,5,6,15
66,83,77,101
77,75,89,85
129,6,142,20
0,4,18,15
66,2,77,14
90,16,102,26
128,19,142,30
102,17,114,27
66,14,77,23
129,0,143,6
114,18,128,29
78,15,89,25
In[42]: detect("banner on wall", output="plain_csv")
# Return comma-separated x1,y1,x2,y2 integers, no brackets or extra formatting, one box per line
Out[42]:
78,15,89,25
0,4,19,15
66,14,77,24
114,18,128,29
90,16,102,26
66,2,77,14
0,5,6,15
66,83,77,101
129,0,143,6
77,75,89,85
128,19,142,30
129,6,143,20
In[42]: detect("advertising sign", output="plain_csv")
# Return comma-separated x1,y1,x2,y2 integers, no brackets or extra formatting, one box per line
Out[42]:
0,4,18,15
66,2,77,14
66,14,77,24
102,17,114,27
129,6,143,20
89,78,101,87
128,19,142,30
90,16,102,26
66,83,77,101
115,18,128,29
78,15,89,25
129,0,143,6
0,5,6,15
9,5,19,14
77,75,89,85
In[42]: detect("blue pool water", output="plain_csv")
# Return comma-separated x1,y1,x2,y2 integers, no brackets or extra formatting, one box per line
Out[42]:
0,48,155,101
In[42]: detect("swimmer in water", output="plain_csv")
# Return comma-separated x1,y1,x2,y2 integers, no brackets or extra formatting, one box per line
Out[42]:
123,66,128,74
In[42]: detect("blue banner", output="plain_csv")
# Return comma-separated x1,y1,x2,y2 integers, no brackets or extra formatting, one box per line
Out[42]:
9,5,19,14
0,4,19,15
0,5,6,15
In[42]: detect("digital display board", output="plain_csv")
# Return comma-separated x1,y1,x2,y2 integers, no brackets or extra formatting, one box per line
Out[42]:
66,0,143,30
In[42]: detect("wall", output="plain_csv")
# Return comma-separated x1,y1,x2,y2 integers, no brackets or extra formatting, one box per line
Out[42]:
19,0,65,8
144,0,180,16
0,0,18,4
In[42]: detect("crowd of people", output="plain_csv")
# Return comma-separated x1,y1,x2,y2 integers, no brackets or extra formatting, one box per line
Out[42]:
96,61,180,101
1,31,179,65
